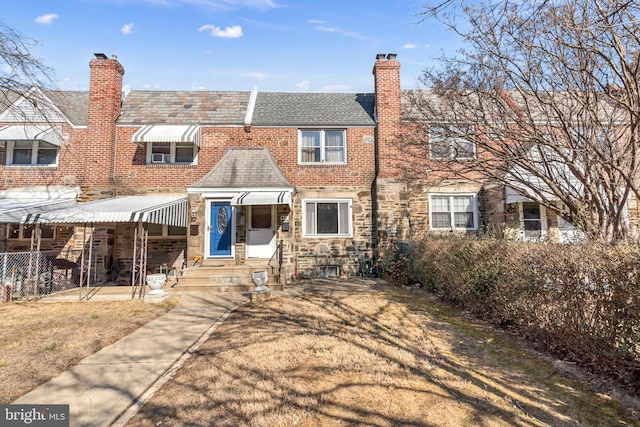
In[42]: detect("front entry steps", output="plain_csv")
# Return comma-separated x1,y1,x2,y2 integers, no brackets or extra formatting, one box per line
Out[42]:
175,259,283,292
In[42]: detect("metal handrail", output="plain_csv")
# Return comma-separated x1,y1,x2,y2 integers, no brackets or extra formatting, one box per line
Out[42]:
268,239,284,283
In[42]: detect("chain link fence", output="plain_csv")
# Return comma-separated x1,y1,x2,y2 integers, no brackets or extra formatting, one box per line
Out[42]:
0,252,81,302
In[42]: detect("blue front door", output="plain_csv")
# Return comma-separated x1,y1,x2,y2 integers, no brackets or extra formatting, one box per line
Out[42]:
209,202,232,256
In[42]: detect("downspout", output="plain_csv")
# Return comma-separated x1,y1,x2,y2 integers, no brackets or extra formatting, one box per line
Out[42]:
372,106,380,261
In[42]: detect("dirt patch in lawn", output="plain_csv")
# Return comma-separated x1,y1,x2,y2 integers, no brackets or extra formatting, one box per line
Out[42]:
0,297,177,404
128,285,639,426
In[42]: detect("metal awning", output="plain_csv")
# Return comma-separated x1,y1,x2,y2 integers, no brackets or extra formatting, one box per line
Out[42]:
132,125,201,147
231,191,292,207
0,198,78,223
0,125,62,146
22,195,189,227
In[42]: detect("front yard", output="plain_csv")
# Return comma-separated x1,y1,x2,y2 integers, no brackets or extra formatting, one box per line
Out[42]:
126,285,639,426
0,298,177,403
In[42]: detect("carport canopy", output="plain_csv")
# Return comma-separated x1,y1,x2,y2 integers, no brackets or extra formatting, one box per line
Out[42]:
21,195,189,227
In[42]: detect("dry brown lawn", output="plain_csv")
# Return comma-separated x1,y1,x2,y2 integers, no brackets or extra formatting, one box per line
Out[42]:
127,286,640,427
0,297,177,403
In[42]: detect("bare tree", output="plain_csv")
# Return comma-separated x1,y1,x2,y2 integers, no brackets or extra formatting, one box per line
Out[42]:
406,0,640,241
0,20,55,108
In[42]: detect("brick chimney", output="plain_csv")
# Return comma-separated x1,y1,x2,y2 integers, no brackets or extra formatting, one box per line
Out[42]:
86,53,124,190
373,53,401,179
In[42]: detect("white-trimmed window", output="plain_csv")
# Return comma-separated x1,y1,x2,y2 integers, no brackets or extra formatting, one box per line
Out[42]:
429,124,476,160
7,223,55,239
520,201,546,241
6,140,58,166
430,194,477,230
299,130,346,164
303,199,351,237
146,142,197,165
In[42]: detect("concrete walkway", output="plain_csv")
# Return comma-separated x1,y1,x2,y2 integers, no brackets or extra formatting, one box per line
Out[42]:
12,279,381,427
13,290,263,426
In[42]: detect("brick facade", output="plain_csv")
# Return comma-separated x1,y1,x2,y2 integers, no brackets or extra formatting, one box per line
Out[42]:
2,52,603,285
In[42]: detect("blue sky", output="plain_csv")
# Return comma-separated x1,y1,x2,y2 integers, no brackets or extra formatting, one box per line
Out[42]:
2,0,459,93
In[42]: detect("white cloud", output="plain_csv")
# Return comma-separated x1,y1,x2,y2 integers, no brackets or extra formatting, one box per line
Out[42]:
121,23,134,35
35,14,59,25
294,80,310,91
198,24,243,38
403,43,417,49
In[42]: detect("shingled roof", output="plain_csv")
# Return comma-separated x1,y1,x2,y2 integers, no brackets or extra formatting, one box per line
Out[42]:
0,89,89,126
190,147,293,190
251,92,376,127
118,90,251,125
45,90,89,126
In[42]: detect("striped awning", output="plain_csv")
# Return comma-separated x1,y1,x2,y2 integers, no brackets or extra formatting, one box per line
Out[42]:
231,191,291,207
0,125,62,146
22,196,189,227
0,198,78,223
132,125,201,147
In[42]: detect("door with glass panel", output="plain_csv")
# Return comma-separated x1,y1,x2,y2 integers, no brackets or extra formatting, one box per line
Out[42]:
208,202,232,257
246,205,275,258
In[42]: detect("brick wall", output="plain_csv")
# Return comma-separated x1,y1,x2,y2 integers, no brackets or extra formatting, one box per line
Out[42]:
0,124,87,188
373,54,402,180
85,55,124,190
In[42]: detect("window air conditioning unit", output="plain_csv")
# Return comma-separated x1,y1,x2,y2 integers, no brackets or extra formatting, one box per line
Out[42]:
151,153,168,163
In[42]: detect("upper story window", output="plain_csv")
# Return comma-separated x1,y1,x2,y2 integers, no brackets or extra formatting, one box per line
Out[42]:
303,199,352,237
0,125,61,167
132,125,200,165
299,130,346,164
429,124,476,160
146,141,197,165
6,140,58,166
430,194,478,230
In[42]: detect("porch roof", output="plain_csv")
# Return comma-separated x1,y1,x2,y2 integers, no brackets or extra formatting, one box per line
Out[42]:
0,186,79,223
0,198,78,223
188,147,294,190
22,195,189,227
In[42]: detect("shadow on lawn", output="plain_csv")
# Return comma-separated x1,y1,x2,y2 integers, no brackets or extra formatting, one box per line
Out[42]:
129,279,636,426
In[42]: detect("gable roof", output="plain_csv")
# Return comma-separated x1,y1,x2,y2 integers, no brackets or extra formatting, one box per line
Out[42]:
0,90,22,114
44,90,89,126
189,147,293,190
251,92,376,127
0,87,87,126
118,90,251,125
